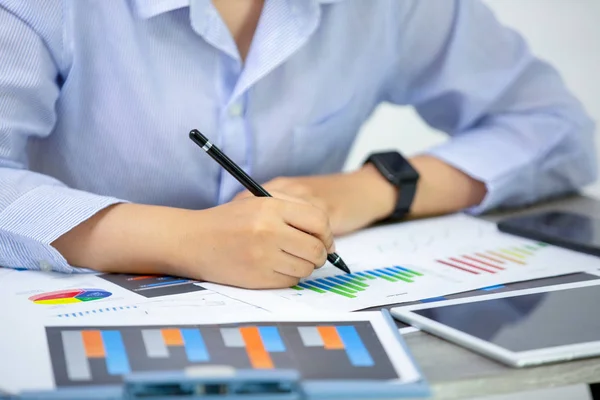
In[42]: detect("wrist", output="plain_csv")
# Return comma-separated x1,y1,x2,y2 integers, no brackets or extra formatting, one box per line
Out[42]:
353,163,398,221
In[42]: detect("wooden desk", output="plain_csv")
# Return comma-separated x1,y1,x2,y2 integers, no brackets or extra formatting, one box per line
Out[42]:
401,194,600,399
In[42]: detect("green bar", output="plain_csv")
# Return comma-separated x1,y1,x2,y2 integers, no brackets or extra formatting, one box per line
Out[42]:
376,274,397,283
347,279,369,288
361,272,377,280
394,271,414,280
352,275,367,281
329,288,356,298
392,275,414,283
402,268,423,277
524,245,539,251
291,286,303,290
305,285,326,294
332,284,357,294
340,282,365,292
537,242,549,247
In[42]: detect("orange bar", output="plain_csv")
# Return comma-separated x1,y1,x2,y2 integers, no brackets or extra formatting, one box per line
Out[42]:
82,330,105,358
161,329,184,346
127,275,156,281
240,327,274,369
487,251,526,265
317,326,344,350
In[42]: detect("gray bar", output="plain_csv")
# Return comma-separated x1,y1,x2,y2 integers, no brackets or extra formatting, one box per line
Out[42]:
220,328,244,347
142,329,169,358
298,327,323,347
61,331,91,381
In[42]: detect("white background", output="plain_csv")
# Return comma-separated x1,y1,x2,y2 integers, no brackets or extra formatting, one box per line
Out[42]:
346,0,600,201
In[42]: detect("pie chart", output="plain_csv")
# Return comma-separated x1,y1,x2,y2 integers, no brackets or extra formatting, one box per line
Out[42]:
29,289,112,305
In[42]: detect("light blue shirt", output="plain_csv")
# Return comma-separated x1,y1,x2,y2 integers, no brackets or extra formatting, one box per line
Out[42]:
0,0,596,273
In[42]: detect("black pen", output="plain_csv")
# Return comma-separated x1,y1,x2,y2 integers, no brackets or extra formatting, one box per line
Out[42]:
189,129,351,275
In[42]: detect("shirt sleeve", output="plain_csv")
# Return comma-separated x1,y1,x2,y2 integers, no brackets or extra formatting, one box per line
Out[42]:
0,5,123,272
384,0,597,214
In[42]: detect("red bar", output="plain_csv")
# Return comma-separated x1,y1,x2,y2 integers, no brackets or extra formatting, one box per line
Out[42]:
450,258,496,274
463,255,504,270
436,260,479,275
475,253,505,264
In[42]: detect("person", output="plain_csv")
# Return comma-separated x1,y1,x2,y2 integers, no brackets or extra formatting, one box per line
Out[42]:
0,0,596,289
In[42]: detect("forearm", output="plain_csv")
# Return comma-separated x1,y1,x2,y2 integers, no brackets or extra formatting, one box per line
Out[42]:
51,203,185,274
358,155,486,220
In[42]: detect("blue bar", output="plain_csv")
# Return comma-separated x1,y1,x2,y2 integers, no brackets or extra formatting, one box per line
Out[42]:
335,326,374,367
315,279,338,289
393,266,419,276
385,267,411,277
481,284,505,291
420,296,446,303
374,269,398,279
309,281,333,292
101,331,131,375
334,275,360,285
258,327,286,352
298,282,312,290
181,329,210,362
140,279,190,288
323,277,356,292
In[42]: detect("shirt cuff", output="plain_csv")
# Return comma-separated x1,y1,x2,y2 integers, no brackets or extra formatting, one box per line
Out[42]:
424,127,536,215
0,185,125,273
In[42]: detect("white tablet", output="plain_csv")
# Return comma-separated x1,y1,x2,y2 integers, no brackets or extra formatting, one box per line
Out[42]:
391,281,600,367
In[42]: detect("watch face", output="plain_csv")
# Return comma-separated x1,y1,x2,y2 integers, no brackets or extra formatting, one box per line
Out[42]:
382,153,419,183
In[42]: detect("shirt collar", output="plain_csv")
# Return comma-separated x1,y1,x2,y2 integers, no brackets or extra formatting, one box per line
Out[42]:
131,0,347,20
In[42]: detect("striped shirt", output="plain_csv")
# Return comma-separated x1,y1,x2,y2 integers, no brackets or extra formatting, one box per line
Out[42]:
0,0,596,272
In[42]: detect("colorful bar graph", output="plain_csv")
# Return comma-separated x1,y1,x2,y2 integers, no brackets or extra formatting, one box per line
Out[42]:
336,326,374,367
49,321,394,387
240,327,273,369
101,331,131,375
291,266,425,297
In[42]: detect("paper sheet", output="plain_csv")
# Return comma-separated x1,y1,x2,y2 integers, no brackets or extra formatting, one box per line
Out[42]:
0,310,420,395
0,270,265,321
202,214,600,312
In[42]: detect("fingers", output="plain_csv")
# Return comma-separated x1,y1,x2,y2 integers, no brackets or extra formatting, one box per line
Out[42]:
276,226,328,270
279,201,335,254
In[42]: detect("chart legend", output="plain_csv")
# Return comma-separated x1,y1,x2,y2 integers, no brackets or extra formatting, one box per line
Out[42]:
29,289,112,305
99,274,205,298
46,321,397,387
292,266,424,298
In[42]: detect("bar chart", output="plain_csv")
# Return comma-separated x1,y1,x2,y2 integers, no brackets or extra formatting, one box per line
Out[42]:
46,321,397,387
99,274,205,298
435,242,548,275
292,266,424,298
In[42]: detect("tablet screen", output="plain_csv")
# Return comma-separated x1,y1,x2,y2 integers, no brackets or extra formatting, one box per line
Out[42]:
413,285,600,352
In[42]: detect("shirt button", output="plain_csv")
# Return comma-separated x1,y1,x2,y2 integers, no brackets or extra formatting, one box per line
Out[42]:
39,260,52,272
228,103,244,118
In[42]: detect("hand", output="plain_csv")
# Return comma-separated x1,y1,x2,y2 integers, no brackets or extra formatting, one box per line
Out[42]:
233,165,398,236
169,194,335,289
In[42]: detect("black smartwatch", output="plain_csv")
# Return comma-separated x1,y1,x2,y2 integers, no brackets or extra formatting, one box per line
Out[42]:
364,151,419,220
